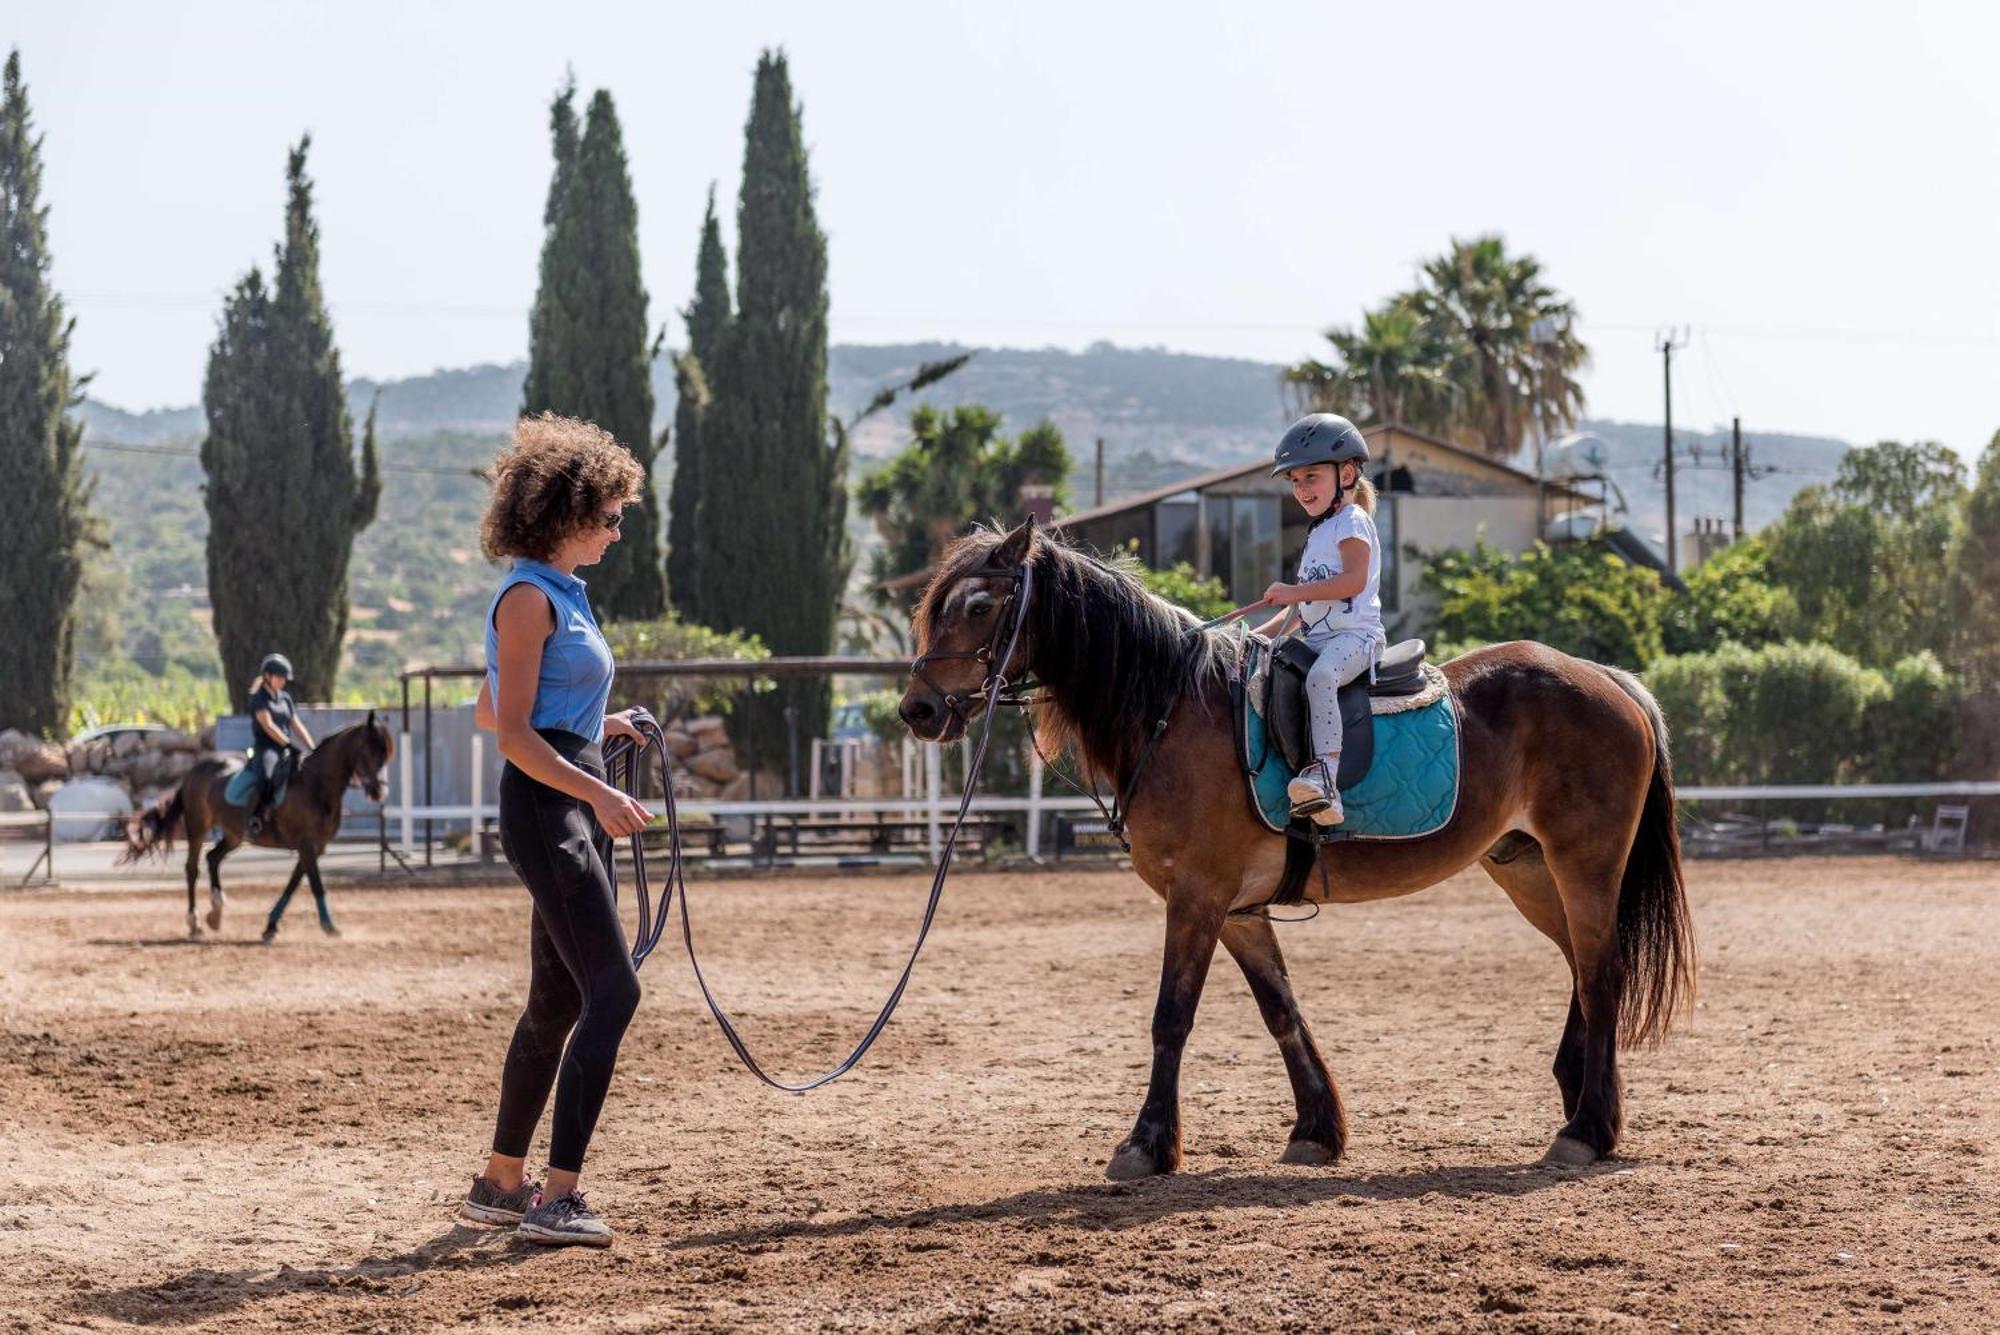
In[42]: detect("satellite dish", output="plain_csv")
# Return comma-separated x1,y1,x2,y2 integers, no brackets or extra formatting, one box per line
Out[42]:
1543,432,1610,480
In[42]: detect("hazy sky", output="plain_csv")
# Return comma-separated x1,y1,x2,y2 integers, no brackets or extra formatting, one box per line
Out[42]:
6,1,1997,455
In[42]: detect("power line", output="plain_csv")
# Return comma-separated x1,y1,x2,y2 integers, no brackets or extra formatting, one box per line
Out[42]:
78,439,484,478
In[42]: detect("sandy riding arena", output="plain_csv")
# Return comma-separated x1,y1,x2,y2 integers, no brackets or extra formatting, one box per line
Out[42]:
2,857,1995,1331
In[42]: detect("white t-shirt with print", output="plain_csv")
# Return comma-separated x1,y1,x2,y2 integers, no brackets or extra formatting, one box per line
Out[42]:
1293,504,1385,643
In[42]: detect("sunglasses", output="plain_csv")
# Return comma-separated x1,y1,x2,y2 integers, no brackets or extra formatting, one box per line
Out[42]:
598,510,624,532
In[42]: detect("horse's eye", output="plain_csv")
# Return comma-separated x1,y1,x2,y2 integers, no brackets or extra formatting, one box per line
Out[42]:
967,598,993,619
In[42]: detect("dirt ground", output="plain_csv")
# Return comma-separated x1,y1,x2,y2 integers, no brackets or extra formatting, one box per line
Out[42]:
1,856,1995,1332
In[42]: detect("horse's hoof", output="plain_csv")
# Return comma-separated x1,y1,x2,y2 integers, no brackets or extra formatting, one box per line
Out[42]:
206,908,224,931
320,925,341,939
260,926,277,945
1540,1134,1600,1167
1280,1139,1336,1166
1105,1143,1166,1181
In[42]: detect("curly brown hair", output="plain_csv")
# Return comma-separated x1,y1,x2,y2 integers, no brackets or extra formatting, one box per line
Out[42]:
480,413,644,562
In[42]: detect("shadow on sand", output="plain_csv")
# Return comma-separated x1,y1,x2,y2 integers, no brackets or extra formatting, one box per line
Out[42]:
85,937,269,950
72,1223,542,1327
670,1156,1632,1252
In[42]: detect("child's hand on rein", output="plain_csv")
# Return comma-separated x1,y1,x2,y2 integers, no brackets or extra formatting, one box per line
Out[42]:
1262,582,1298,606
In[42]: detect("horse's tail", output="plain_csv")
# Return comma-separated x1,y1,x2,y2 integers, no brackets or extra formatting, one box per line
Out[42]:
1598,665,1697,1046
120,786,186,864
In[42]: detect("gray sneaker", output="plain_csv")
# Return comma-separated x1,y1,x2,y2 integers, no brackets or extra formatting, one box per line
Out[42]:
461,1174,540,1225
517,1190,613,1248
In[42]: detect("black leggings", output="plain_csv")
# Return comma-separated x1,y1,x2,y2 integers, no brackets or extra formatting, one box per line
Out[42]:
490,730,641,1174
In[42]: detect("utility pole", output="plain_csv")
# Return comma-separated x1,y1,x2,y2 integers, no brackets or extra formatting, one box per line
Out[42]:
1656,327,1689,574
1093,437,1105,509
1730,416,1746,543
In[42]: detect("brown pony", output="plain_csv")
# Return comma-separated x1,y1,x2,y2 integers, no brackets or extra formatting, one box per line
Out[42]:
901,520,1694,1176
122,716,395,942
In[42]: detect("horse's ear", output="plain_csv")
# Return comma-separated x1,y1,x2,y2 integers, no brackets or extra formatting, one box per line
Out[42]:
366,709,375,728
993,515,1038,570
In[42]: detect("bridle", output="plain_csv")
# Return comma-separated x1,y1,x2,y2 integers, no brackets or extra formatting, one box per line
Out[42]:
907,558,1038,725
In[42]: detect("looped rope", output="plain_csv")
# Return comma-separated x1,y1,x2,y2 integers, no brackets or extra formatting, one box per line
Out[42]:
598,562,1035,1093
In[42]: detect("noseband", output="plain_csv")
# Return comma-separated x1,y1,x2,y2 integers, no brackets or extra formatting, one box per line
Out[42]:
908,559,1037,724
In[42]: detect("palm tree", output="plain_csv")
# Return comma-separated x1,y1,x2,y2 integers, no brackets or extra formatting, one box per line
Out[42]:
1283,294,1461,432
1414,235,1587,457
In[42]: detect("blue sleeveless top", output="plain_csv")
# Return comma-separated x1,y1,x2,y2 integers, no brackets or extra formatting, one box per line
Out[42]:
484,559,615,743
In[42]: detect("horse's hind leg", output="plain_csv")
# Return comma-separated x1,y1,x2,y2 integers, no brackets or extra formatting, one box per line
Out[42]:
205,837,236,932
1220,915,1345,1165
1539,840,1638,1166
184,841,203,938
1479,840,1589,1121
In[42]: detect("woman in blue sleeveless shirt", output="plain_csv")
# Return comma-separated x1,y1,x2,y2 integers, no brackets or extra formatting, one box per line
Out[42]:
461,413,653,1248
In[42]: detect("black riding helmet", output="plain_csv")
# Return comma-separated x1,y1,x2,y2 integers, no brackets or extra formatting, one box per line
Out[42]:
260,653,294,680
1271,413,1370,477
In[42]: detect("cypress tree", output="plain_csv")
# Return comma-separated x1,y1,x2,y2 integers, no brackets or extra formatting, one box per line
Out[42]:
201,137,380,701
665,186,731,618
0,50,93,736
522,85,663,619
704,51,846,758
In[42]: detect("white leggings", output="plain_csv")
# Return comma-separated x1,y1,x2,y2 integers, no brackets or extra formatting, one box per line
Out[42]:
1304,630,1381,761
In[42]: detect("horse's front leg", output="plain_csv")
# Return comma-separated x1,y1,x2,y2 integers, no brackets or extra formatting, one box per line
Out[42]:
262,860,307,943
1220,914,1346,1165
1107,889,1225,1180
304,851,339,937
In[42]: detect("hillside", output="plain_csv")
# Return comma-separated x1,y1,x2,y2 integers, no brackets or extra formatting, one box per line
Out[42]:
74,343,1849,693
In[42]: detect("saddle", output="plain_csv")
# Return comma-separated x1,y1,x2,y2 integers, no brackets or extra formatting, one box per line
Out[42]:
1265,637,1429,789
223,748,295,811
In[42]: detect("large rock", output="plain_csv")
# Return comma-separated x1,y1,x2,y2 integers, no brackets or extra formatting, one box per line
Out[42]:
687,747,740,785
0,729,69,783
66,737,109,776
0,770,33,814
156,729,200,754
31,779,61,810
47,777,134,843
662,730,699,760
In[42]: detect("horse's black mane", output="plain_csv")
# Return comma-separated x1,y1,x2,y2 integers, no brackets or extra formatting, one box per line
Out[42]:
923,528,1239,787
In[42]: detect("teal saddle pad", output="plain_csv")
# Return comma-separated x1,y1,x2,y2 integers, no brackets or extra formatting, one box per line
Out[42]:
1236,650,1463,841
223,754,289,810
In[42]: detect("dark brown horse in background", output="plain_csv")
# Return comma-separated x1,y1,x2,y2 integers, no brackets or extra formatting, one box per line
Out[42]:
122,716,395,942
901,520,1695,1176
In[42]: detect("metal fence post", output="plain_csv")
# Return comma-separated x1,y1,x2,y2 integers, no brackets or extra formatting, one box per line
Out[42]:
1026,742,1044,859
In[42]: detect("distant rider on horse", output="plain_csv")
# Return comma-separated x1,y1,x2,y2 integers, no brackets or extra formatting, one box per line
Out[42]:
246,652,314,837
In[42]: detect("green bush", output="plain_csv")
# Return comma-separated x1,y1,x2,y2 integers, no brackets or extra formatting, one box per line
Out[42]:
1133,561,1233,620
1662,535,1798,655
1418,536,1669,668
1860,651,1965,783
1646,641,1977,787
599,615,769,717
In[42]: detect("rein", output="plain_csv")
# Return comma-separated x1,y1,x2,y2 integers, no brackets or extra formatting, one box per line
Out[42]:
599,561,1035,1093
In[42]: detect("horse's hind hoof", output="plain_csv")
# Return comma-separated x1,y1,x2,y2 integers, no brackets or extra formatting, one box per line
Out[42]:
260,926,278,945
1105,1143,1167,1181
1540,1135,1600,1167
1280,1139,1336,1167
320,925,341,939
206,903,225,932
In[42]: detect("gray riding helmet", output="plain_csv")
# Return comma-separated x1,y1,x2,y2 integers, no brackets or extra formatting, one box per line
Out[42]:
260,653,294,678
1270,413,1370,477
